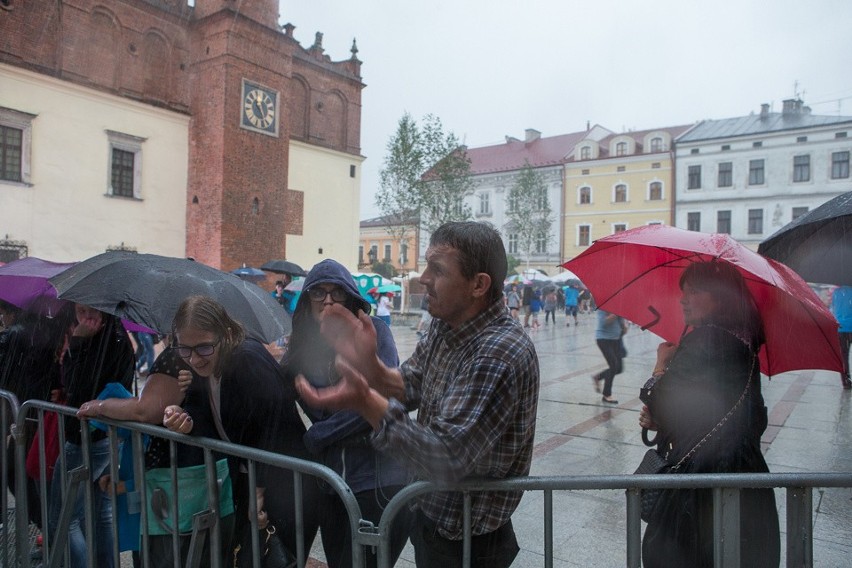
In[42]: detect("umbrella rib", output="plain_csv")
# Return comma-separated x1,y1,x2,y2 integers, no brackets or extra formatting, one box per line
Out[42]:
594,248,703,308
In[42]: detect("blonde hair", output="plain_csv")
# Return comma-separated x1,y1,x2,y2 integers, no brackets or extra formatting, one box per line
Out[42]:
172,295,246,376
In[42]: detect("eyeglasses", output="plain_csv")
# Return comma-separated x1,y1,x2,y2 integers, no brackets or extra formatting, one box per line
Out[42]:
176,340,220,359
307,287,348,303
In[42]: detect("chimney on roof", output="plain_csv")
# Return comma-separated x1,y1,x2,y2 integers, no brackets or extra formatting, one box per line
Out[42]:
505,136,520,143
782,98,804,116
525,129,541,143
760,103,770,119
586,120,590,132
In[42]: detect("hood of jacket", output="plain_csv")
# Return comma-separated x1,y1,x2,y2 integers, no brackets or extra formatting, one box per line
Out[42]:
295,259,370,316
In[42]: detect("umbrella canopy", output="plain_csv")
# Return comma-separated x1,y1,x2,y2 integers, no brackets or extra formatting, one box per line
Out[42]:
231,265,267,283
564,225,842,376
50,252,290,342
0,257,76,315
549,270,581,284
758,191,852,285
260,259,307,277
284,279,304,292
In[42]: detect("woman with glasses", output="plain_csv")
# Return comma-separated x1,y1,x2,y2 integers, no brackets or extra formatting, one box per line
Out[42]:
281,259,411,568
162,295,321,563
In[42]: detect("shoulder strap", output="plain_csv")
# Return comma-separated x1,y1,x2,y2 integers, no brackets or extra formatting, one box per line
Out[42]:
208,382,230,443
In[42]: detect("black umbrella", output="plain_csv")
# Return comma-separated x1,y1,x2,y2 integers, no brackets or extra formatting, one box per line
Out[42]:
50,252,290,342
759,191,852,285
260,259,307,277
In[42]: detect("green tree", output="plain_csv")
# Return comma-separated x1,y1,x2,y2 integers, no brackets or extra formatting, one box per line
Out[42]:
375,113,423,250
418,115,474,232
371,261,396,280
376,113,473,239
506,254,521,275
506,162,553,270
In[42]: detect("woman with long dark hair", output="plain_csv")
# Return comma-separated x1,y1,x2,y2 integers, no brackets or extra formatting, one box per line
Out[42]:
638,261,780,567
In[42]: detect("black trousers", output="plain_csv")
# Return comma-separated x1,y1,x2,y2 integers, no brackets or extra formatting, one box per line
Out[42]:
594,338,623,397
410,511,519,568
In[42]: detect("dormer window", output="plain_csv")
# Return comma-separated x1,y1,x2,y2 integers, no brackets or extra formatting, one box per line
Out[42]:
580,146,591,160
616,141,627,156
650,137,663,152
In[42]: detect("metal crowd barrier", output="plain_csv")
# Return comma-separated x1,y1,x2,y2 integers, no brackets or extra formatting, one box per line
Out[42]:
373,473,852,568
6,390,852,568
13,397,363,568
0,390,22,568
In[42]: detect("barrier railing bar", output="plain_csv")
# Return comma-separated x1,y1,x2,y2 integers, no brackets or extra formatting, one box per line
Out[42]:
625,488,641,568
204,447,223,568
48,466,89,568
108,427,122,568
787,486,813,568
544,489,553,568
463,492,472,568
713,487,741,568
246,458,261,568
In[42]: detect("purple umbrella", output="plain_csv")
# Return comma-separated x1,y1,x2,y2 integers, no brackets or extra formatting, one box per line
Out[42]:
0,257,76,316
0,257,155,333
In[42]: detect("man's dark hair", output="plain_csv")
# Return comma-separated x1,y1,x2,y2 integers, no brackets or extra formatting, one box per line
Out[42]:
430,222,507,304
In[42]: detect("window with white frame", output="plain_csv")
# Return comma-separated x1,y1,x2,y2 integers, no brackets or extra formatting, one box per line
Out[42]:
580,146,591,160
400,243,408,265
650,137,663,152
687,165,701,189
383,244,392,262
613,223,627,234
507,192,517,213
535,187,548,210
579,186,591,204
648,181,662,201
507,233,518,254
614,184,627,203
578,225,591,247
687,212,701,231
748,159,765,185
0,107,35,184
717,210,731,234
718,162,733,187
792,207,809,221
832,151,850,179
748,209,764,234
616,141,627,156
107,130,145,198
793,155,810,182
479,192,491,214
535,231,547,253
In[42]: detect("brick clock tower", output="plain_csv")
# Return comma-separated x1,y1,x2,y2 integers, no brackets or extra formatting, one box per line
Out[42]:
188,0,297,270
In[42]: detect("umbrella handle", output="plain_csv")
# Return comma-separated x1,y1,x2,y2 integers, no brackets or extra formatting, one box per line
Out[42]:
641,427,658,447
640,306,661,331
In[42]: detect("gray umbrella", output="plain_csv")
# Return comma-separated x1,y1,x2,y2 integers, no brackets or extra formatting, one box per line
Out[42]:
50,252,290,342
260,259,307,277
759,191,852,285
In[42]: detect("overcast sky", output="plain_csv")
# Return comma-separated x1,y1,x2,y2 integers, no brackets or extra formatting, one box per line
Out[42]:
280,0,852,220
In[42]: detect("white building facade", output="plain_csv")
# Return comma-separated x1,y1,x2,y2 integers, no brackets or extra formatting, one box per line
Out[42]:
674,99,852,248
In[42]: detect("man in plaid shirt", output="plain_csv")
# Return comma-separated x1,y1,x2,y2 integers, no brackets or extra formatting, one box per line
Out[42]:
299,221,540,567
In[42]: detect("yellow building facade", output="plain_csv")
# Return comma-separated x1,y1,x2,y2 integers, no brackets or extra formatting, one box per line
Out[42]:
286,140,364,271
562,126,690,262
358,215,419,276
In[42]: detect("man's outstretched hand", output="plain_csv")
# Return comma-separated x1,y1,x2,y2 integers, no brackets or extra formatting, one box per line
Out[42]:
319,304,381,379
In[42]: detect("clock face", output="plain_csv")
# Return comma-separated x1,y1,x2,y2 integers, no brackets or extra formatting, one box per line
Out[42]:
241,81,278,135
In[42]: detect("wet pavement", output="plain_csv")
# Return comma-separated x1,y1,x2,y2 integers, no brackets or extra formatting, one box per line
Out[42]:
373,311,852,567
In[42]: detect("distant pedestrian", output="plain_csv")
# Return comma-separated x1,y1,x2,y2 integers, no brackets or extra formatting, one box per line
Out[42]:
543,289,558,324
592,309,624,404
830,286,852,389
521,284,533,328
376,292,393,327
530,290,542,329
506,284,521,321
563,285,579,326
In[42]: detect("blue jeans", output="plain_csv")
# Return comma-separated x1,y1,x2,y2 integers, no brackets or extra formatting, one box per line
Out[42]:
48,438,118,568
135,332,155,371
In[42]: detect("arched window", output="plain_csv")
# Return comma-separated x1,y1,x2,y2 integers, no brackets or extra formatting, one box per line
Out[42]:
616,141,627,156
614,184,627,203
649,182,662,200
579,186,591,204
650,137,664,152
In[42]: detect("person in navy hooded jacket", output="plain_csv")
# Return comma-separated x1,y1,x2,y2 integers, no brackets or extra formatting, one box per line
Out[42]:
280,259,412,568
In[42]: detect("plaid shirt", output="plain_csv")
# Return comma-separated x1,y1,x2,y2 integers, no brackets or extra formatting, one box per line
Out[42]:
372,299,540,539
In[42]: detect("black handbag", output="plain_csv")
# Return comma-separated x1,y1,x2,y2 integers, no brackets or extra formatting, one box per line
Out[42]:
633,449,670,522
233,523,296,568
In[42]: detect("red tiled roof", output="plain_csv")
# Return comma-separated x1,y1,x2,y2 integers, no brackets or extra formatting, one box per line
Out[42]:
465,131,590,175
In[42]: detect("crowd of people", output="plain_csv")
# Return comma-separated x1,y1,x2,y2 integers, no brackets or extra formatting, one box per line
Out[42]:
9,218,843,567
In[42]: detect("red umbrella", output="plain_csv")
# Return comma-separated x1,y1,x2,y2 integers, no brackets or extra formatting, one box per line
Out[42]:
564,225,842,376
